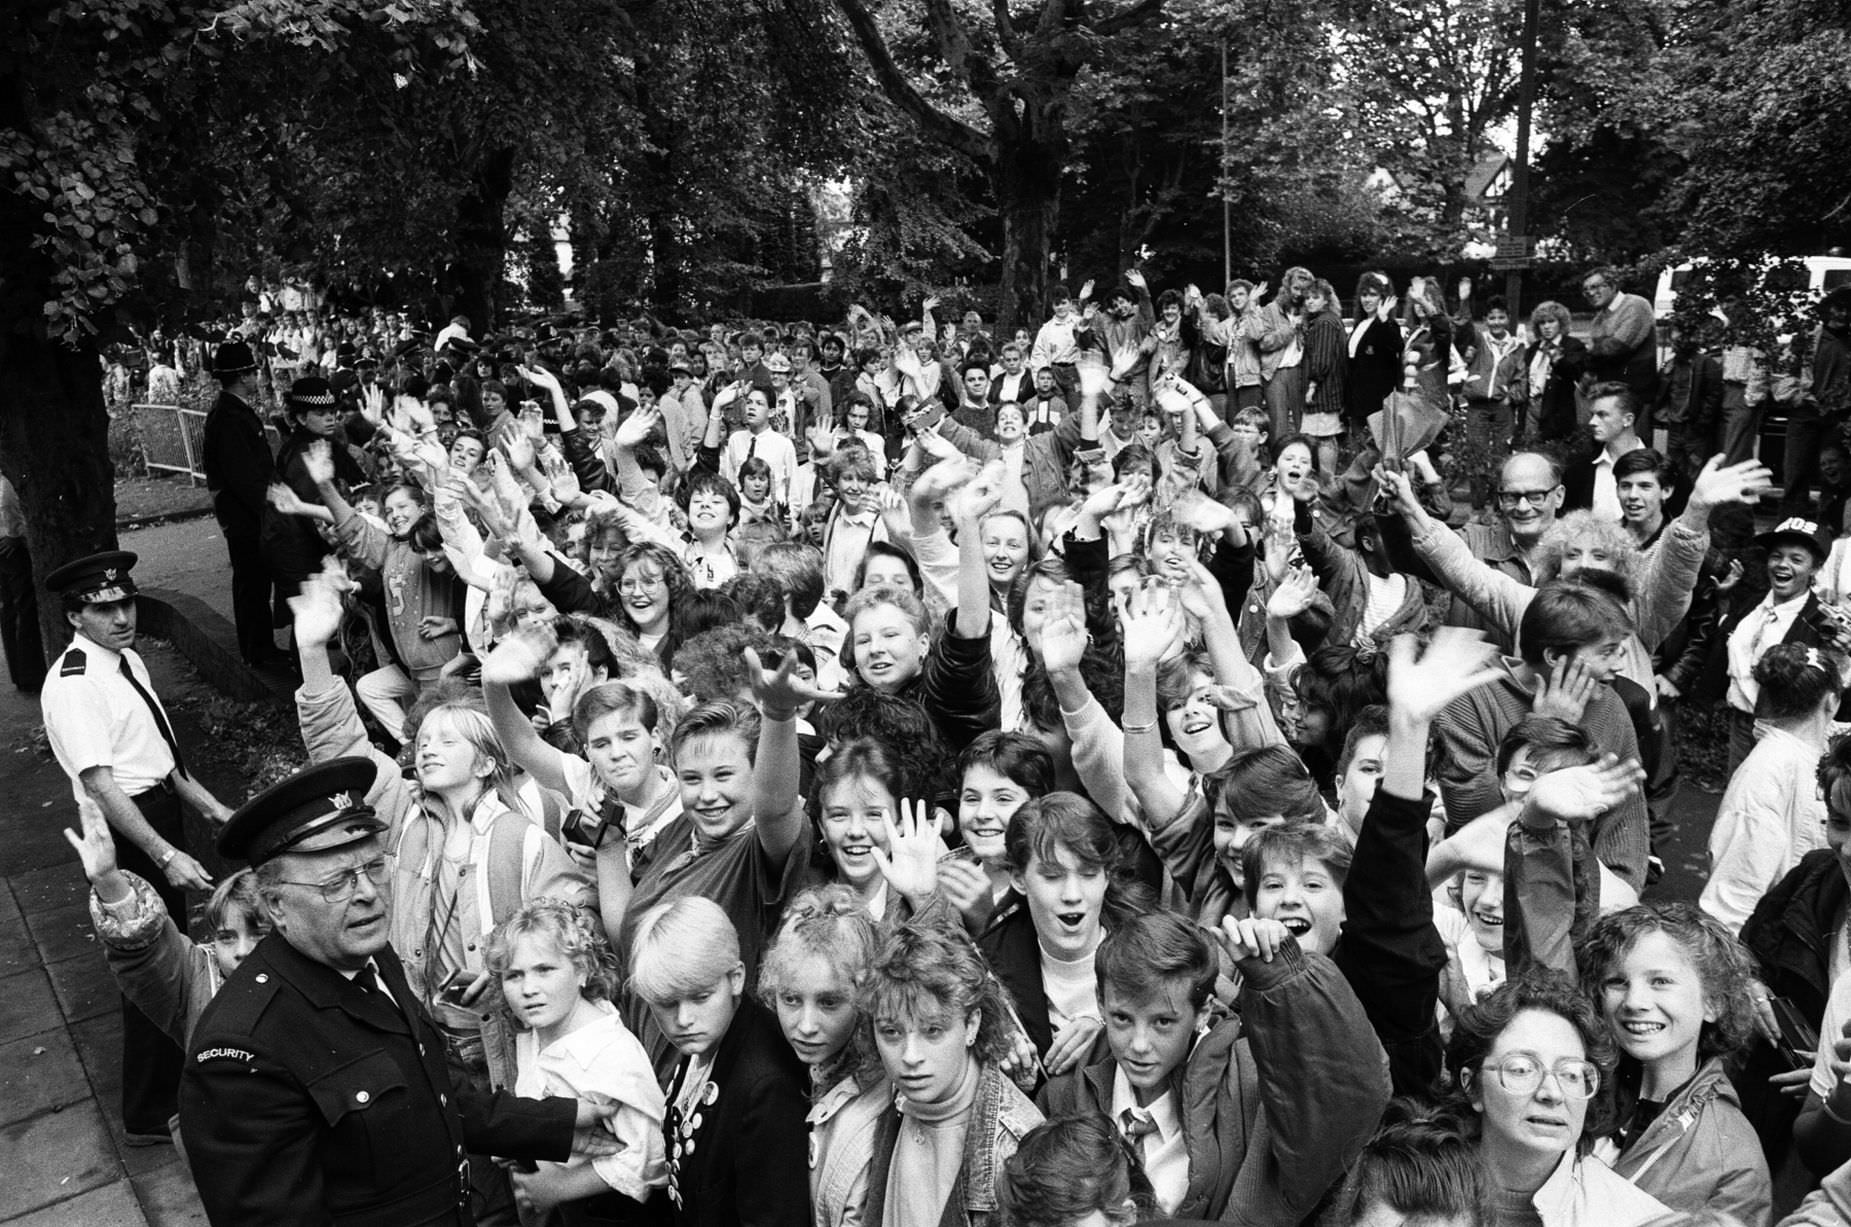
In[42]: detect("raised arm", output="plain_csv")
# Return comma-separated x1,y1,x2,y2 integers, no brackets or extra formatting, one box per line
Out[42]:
744,647,825,867
1641,456,1773,645
1179,558,1282,750
1505,755,1646,979
480,627,574,795
1383,468,1527,642
288,568,409,834
521,364,576,436
1120,583,1190,828
949,464,1002,640
303,440,390,571
1339,630,1501,1094
1220,920,1393,1220
1038,587,1131,820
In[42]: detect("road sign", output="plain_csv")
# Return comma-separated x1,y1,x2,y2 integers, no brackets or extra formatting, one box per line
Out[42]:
1491,233,1532,271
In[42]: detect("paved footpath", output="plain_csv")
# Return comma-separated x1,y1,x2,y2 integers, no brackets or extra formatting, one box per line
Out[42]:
1,510,245,1226
0,647,225,1225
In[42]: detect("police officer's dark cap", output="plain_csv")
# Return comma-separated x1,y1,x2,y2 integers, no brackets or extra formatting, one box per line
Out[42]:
212,339,258,377
46,550,138,606
286,376,339,417
218,757,386,866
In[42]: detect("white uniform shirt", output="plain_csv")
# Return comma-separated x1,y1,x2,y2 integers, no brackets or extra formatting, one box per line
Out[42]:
40,633,178,801
1590,450,1622,523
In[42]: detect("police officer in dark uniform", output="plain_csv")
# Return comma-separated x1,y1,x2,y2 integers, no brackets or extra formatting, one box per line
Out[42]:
200,337,279,666
181,759,618,1226
40,551,237,1143
264,375,367,636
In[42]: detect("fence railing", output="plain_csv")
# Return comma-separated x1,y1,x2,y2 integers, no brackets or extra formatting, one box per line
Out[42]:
135,403,209,486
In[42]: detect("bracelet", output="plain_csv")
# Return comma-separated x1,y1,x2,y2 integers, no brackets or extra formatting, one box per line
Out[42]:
1122,719,1159,735
157,847,177,868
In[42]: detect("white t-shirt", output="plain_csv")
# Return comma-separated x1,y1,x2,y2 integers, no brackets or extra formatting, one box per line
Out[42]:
1813,966,1851,1101
1041,943,1102,1039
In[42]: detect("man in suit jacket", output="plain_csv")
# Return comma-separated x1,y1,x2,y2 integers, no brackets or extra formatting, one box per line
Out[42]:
181,759,612,1227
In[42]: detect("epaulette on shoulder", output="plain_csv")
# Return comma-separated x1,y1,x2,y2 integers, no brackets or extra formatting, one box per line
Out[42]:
191,963,284,1060
59,647,86,677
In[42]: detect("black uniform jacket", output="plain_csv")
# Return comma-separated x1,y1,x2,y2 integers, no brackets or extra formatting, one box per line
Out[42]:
200,388,275,532
661,997,810,1227
180,934,574,1227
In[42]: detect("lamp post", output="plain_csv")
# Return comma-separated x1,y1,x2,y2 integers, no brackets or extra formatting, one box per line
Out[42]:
1222,35,1231,289
1502,0,1541,318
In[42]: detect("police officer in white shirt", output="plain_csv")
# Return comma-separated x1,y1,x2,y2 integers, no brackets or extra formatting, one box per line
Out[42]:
40,550,236,1143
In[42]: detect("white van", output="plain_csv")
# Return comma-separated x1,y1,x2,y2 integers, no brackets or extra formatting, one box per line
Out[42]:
1654,255,1851,318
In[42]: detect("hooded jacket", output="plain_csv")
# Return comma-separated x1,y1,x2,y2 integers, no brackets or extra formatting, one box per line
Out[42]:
1594,1057,1771,1227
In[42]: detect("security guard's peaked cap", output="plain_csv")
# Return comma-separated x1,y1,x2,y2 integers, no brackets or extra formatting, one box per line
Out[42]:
45,550,139,606
218,757,385,866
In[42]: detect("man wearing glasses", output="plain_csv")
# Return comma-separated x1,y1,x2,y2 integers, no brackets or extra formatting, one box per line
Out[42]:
1584,267,1660,411
181,758,618,1224
1382,451,1567,649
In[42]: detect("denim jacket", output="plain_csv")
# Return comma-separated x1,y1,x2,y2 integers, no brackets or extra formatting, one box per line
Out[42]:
808,1074,889,1227
861,1063,1042,1227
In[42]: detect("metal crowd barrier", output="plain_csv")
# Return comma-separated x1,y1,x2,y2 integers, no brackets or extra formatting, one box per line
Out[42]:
135,402,208,485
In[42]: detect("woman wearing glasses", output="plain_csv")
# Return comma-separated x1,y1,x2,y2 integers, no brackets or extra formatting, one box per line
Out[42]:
1445,972,1670,1226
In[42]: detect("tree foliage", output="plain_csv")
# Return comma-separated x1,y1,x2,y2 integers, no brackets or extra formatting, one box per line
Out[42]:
826,0,1173,327
1530,0,1851,266
1332,0,1524,248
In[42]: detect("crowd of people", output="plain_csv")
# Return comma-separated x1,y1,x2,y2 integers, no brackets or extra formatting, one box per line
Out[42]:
42,261,1851,1227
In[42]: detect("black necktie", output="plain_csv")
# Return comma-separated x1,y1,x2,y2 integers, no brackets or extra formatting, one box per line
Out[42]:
352,963,380,994
120,658,187,779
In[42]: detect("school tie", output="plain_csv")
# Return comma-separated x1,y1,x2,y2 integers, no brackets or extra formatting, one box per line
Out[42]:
1121,1107,1158,1148
1750,604,1781,659
120,657,187,779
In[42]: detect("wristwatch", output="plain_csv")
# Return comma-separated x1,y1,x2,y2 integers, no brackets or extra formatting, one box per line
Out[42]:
157,847,177,868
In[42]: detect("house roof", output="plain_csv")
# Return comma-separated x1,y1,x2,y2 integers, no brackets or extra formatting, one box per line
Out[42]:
1465,153,1510,200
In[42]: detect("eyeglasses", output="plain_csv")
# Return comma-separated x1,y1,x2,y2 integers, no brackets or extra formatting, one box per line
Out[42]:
276,857,390,903
1582,281,1609,295
617,576,664,595
1481,1053,1601,1099
1497,485,1561,509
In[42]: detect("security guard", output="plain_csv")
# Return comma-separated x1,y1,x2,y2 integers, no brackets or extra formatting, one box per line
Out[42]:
181,759,613,1226
40,549,235,1143
200,337,279,666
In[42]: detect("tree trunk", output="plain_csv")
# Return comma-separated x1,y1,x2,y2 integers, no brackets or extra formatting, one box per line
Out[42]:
649,205,682,318
0,333,118,660
995,145,1062,333
452,145,517,332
